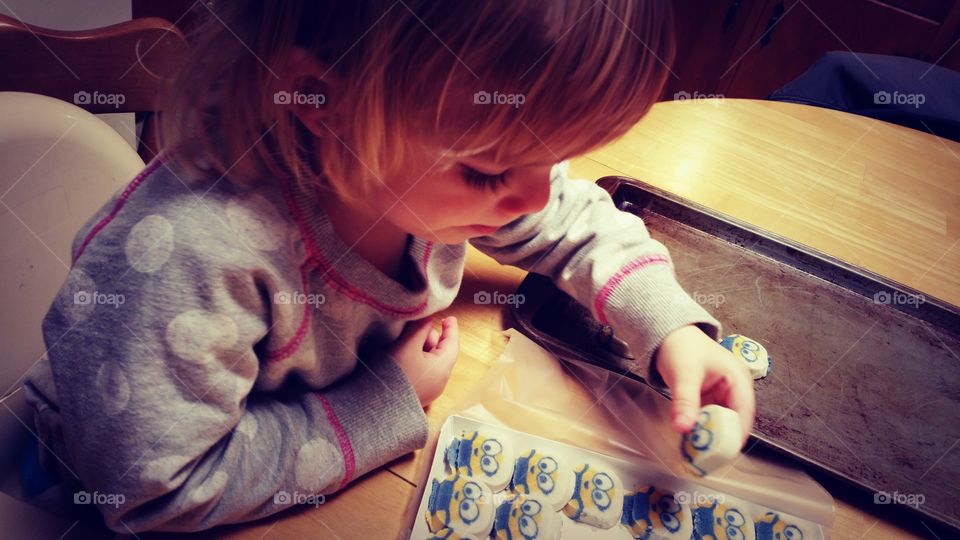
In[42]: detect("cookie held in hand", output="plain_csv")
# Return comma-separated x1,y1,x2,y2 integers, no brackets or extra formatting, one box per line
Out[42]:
680,405,742,477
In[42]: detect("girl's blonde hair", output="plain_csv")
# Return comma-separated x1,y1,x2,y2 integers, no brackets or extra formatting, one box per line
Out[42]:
162,0,675,204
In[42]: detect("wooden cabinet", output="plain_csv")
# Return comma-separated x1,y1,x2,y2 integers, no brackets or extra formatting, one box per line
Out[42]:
666,0,960,99
137,0,958,100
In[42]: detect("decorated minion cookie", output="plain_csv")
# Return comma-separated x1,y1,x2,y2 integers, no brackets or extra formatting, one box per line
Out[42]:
720,334,772,379
691,500,756,540
680,404,742,477
427,529,483,540
492,494,563,540
562,463,623,529
424,473,495,536
649,489,694,539
621,486,655,539
755,511,811,540
621,487,693,540
510,449,575,511
446,430,514,491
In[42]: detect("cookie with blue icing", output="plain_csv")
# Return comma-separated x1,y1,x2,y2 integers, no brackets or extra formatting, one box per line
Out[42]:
562,463,623,529
424,473,495,535
691,500,756,540
755,511,811,540
680,404,742,476
492,494,562,540
621,486,693,539
510,448,575,511
445,429,515,491
720,334,772,379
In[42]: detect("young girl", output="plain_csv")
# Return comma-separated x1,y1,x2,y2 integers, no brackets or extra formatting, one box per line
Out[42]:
23,0,754,532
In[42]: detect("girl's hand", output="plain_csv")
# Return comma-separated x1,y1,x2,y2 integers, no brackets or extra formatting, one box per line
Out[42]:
654,324,756,446
389,316,460,407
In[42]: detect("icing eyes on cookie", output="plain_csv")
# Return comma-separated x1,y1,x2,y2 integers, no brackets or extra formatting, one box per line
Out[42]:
537,457,557,473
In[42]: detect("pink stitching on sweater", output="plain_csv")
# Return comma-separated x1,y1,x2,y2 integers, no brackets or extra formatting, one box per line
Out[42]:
422,241,434,271
279,182,428,317
314,394,356,489
593,254,672,325
72,156,166,263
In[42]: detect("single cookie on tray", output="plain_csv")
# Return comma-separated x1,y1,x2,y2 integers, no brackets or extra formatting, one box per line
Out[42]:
511,448,575,511
720,334,772,379
445,429,514,491
424,473,495,536
680,404,742,477
621,486,693,540
563,463,624,529
492,494,563,540
692,500,756,540
755,511,814,540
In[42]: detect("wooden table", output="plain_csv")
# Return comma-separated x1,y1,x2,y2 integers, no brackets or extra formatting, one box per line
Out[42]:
203,100,959,540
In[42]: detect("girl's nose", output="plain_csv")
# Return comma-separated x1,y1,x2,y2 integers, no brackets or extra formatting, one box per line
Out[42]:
495,172,552,218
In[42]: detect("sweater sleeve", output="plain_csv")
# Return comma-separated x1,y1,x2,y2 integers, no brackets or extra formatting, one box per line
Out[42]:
27,203,427,532
469,162,722,383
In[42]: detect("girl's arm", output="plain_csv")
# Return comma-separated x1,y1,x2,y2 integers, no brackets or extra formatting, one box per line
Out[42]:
471,163,755,438
470,162,722,382
24,197,426,533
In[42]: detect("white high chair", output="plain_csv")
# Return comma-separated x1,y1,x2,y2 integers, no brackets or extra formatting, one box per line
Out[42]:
0,13,187,536
0,91,141,537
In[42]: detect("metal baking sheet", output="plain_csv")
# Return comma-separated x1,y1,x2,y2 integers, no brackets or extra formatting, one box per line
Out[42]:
508,176,960,532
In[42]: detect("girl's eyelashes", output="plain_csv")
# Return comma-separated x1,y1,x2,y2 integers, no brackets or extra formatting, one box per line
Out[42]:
460,165,508,191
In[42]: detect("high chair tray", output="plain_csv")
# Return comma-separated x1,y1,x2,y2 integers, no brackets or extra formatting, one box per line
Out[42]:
508,176,960,533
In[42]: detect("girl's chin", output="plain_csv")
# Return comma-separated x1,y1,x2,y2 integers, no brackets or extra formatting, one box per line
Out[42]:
420,226,487,243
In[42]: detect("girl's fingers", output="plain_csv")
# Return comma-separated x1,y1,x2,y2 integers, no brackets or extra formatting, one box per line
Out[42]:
401,317,434,348
433,317,460,364
702,367,756,447
664,362,705,434
424,328,440,351
724,367,756,446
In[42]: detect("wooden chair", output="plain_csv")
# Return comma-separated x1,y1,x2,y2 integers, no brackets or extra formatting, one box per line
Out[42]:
0,14,189,161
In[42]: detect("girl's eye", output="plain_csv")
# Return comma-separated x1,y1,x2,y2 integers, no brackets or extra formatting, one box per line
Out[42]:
461,165,507,191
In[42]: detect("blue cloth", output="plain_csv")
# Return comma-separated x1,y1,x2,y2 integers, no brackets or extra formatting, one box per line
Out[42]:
768,51,960,142
20,436,60,498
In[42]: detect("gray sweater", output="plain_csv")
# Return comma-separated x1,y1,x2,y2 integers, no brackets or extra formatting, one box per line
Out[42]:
23,159,720,532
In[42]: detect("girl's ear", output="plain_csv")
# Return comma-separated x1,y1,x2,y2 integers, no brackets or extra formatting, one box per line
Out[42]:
276,47,344,138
